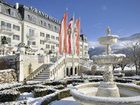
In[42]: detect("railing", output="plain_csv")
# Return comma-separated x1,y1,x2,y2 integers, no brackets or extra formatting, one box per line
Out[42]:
79,59,93,69
26,55,80,80
0,26,13,34
26,64,48,80
45,37,59,44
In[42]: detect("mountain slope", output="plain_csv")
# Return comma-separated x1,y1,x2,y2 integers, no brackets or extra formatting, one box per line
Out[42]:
88,33,140,58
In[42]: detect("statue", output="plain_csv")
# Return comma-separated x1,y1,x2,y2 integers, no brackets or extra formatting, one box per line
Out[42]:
106,26,111,35
1,36,8,44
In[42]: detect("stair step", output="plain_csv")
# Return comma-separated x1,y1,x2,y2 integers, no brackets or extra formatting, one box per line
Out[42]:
35,76,49,78
37,74,49,76
39,73,49,75
32,79,47,81
34,78,49,80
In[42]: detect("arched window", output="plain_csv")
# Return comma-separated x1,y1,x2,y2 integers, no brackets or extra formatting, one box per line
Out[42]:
70,67,73,76
66,68,69,76
75,67,77,74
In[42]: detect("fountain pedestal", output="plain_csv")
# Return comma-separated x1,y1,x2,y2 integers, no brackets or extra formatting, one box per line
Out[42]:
96,64,120,97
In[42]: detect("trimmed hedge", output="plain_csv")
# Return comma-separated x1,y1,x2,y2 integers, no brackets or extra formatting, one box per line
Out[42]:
14,85,45,93
41,88,71,105
0,90,20,102
33,88,55,97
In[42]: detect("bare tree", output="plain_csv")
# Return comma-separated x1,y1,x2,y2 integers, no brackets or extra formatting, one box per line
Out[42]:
125,41,140,75
117,57,130,73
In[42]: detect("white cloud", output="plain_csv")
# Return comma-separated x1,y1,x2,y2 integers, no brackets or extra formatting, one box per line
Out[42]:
88,41,100,49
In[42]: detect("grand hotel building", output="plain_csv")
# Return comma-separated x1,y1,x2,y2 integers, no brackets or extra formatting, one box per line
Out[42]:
0,0,90,81
0,0,89,58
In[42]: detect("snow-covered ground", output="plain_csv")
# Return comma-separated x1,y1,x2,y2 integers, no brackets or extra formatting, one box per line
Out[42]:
50,97,79,105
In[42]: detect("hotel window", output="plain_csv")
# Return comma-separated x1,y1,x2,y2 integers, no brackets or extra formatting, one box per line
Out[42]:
11,10,16,17
46,44,50,48
6,8,11,15
54,26,57,32
51,45,55,49
48,23,51,29
40,32,45,37
40,20,43,25
7,23,11,30
56,37,59,40
51,35,55,39
13,25,20,31
44,22,46,26
56,44,59,47
1,21,11,30
27,14,32,21
32,41,36,45
32,17,36,23
46,34,50,38
13,35,20,40
29,29,35,36
40,40,44,45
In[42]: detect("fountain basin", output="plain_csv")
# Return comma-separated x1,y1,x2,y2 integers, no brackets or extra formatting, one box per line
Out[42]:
99,35,118,45
92,54,126,64
70,83,140,105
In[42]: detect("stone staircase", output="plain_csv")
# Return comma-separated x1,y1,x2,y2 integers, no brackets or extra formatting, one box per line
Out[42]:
27,55,65,81
32,64,53,81
26,64,52,81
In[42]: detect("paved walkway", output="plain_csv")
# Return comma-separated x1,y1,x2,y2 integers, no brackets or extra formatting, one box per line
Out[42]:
50,97,79,105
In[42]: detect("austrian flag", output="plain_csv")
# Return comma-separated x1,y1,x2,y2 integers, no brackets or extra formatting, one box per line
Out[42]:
67,18,73,54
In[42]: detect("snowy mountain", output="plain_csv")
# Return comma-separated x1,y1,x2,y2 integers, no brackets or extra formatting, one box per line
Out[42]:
88,33,140,58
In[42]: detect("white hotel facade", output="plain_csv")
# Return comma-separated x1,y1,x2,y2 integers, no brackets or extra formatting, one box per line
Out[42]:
0,0,89,81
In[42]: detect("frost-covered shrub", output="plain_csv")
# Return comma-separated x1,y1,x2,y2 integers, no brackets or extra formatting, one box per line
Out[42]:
1,101,27,105
66,79,84,84
14,85,45,93
115,78,133,83
88,78,103,82
0,90,20,102
57,88,70,99
33,87,55,97
0,83,22,91
40,89,71,105
136,82,140,86
41,92,58,105
44,81,64,86
124,70,136,76
53,85,65,90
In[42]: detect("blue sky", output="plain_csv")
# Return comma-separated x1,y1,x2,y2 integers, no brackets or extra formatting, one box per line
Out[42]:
6,0,140,41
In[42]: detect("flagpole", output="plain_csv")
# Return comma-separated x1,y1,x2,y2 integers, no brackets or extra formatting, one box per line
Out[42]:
72,13,75,76
64,9,68,78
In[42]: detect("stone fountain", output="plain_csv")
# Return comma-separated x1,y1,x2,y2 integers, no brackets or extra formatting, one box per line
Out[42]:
94,26,125,97
70,27,140,105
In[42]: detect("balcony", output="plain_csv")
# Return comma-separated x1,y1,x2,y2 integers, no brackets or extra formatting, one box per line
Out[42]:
44,37,58,44
26,34,37,40
0,26,13,35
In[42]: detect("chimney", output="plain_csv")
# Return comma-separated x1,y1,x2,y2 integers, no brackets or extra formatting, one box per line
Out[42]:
16,3,19,9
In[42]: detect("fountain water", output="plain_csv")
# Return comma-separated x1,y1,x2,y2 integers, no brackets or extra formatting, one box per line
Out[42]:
71,27,140,105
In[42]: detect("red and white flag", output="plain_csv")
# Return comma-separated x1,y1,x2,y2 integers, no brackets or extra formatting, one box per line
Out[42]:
67,18,73,54
59,12,67,55
75,19,80,55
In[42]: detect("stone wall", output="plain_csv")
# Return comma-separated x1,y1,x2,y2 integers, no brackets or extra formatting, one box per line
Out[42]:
0,69,17,83
19,54,50,81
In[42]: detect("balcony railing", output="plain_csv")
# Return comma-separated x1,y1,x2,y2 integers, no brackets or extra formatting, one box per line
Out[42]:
44,37,58,44
26,34,37,40
0,26,13,35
